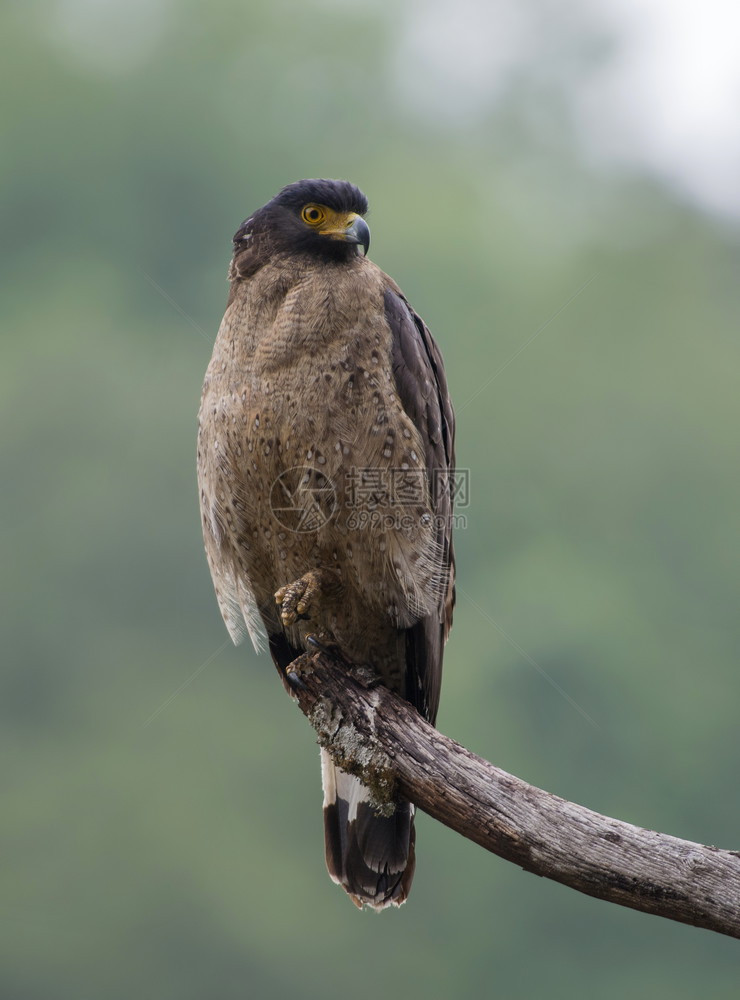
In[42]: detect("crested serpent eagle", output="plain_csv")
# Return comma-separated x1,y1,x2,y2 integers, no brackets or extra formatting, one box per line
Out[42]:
197,179,455,909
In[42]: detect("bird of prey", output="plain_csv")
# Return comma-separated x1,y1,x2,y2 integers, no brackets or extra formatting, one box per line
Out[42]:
197,179,455,909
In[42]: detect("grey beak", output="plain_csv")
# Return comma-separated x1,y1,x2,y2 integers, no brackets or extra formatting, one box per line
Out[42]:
345,216,370,256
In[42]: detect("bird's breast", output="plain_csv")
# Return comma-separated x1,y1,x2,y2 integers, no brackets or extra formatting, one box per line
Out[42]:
198,259,443,628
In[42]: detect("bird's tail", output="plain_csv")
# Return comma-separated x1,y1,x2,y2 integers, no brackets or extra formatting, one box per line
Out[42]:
320,749,415,909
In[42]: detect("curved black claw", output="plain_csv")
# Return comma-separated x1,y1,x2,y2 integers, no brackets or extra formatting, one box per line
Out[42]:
284,662,306,691
306,634,332,654
305,633,348,662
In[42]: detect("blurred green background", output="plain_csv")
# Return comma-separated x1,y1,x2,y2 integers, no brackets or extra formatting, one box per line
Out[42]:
3,1,740,997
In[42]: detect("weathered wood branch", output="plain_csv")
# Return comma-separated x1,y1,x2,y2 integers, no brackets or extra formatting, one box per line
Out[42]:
287,648,740,938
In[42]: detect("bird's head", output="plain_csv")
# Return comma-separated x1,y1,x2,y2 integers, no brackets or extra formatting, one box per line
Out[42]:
232,179,370,268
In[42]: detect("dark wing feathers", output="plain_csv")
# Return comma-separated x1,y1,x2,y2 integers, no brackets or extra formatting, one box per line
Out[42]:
324,290,454,910
384,289,456,724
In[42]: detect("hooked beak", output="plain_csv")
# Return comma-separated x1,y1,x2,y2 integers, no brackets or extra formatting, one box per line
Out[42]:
343,215,370,255
319,212,370,255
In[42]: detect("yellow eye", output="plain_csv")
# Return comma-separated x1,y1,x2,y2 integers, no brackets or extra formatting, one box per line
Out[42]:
301,204,326,226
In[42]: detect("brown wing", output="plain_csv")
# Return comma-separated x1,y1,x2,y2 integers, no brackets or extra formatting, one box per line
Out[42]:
384,289,455,724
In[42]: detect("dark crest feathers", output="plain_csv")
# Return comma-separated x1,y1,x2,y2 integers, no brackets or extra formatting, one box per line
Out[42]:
272,178,368,216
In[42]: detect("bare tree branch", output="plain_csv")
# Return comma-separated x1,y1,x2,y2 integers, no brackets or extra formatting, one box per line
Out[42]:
285,648,740,938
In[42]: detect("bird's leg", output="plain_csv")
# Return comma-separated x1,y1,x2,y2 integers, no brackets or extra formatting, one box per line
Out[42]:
274,568,341,629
